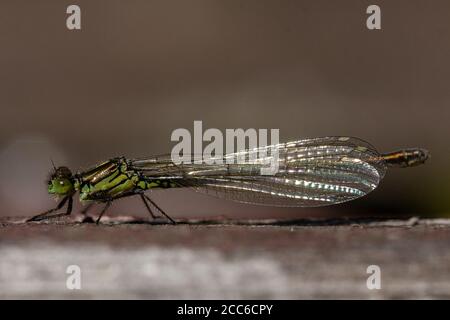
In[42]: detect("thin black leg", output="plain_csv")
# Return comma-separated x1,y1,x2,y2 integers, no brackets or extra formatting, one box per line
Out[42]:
96,201,112,224
142,194,176,224
140,194,158,219
27,196,69,222
68,196,73,213
39,197,74,220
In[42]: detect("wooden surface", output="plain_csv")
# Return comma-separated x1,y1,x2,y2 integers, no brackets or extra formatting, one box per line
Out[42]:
1,216,450,299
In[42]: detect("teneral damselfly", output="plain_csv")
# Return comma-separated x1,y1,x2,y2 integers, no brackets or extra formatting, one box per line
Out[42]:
27,136,429,224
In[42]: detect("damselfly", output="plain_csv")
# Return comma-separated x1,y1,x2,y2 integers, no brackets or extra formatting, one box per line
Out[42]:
27,136,429,224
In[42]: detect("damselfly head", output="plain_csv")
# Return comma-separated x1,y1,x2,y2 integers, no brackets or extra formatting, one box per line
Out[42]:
47,166,75,196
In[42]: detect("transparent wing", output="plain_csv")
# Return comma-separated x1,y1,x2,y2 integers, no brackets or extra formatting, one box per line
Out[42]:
129,136,387,207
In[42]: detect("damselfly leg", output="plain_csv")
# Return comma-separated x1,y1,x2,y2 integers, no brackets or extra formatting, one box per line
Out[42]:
95,201,111,224
27,196,73,222
141,193,176,224
140,194,158,219
81,192,175,225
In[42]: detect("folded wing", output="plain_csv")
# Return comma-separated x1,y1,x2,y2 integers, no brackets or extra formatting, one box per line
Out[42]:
129,136,387,207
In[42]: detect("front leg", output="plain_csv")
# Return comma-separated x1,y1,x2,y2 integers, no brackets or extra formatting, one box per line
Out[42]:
27,196,72,222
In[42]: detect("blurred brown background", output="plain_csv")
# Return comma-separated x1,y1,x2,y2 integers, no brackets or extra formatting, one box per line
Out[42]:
0,0,448,219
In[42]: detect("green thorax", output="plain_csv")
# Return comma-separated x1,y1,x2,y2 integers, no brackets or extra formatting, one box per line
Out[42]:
73,157,178,202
